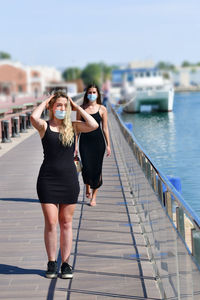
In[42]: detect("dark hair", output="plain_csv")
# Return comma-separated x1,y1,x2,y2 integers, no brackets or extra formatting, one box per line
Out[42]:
82,84,101,107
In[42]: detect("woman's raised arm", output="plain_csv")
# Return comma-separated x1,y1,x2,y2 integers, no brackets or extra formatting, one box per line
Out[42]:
69,97,98,134
30,95,53,134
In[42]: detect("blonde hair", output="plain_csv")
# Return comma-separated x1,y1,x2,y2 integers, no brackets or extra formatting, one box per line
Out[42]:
59,100,74,147
48,90,74,147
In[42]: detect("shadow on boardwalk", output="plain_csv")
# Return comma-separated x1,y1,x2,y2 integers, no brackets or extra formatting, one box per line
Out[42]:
0,264,44,277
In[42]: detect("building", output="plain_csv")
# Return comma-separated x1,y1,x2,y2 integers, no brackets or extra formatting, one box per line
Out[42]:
172,66,200,88
128,60,155,69
0,60,62,98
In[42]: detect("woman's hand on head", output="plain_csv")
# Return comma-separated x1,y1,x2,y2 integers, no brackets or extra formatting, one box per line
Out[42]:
45,94,55,109
68,97,79,111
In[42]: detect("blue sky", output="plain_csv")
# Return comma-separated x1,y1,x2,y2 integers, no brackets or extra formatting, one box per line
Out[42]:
0,0,199,69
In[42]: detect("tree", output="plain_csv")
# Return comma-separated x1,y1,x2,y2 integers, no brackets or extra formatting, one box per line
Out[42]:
62,67,81,81
162,72,170,79
156,61,167,69
101,63,116,81
81,62,119,87
181,61,191,67
0,51,11,59
81,63,102,86
191,68,196,73
156,61,175,71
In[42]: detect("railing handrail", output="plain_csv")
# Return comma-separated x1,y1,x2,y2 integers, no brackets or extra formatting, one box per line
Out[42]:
110,103,200,296
111,105,200,229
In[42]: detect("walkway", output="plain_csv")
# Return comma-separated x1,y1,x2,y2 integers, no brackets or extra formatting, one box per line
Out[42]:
0,128,161,299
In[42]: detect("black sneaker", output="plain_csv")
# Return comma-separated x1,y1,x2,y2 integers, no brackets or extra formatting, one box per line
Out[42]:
61,262,73,279
46,261,58,279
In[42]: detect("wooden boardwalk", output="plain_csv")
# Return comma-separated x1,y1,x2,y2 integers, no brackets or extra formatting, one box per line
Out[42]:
0,128,161,299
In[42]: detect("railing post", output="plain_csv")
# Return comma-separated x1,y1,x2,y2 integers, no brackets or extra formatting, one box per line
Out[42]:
157,178,164,205
139,152,143,168
146,161,151,182
191,228,200,266
176,207,185,240
165,191,173,219
151,168,157,193
142,155,146,173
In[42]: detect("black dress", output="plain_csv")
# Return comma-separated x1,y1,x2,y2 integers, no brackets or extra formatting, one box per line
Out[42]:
37,122,80,204
79,110,106,189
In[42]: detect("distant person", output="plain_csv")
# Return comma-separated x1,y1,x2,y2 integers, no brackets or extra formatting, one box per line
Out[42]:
12,94,15,103
77,84,111,206
102,80,110,107
31,91,98,279
102,89,109,107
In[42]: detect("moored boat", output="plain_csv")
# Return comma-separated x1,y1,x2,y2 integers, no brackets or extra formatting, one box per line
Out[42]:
111,67,174,113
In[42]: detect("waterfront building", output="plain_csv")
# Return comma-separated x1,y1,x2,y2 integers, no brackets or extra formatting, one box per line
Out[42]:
172,66,200,90
0,60,62,99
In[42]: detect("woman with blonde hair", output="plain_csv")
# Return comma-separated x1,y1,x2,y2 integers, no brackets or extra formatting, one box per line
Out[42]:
31,90,98,279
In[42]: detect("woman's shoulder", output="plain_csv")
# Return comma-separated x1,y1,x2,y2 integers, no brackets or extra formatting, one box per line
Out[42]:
99,104,107,113
99,104,107,119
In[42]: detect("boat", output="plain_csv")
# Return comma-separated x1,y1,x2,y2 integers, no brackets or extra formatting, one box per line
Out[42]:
111,67,174,113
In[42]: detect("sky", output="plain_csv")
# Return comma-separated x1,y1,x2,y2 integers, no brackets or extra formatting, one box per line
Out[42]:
0,0,200,70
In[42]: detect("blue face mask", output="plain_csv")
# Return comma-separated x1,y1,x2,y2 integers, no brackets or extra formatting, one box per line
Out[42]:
87,94,97,102
55,110,66,120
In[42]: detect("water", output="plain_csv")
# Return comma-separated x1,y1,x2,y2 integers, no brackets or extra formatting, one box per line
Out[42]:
119,92,200,216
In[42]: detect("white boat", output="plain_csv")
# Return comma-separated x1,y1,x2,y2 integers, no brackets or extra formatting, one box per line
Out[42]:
111,68,174,113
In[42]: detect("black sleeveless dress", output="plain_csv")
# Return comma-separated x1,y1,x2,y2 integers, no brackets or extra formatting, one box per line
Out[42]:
37,122,80,204
79,110,106,189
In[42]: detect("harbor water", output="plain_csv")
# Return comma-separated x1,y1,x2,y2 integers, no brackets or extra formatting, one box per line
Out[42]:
119,92,200,217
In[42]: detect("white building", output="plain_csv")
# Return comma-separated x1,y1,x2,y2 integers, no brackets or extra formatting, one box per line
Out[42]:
172,66,200,88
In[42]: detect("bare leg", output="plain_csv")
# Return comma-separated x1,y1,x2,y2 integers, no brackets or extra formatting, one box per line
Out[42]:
59,204,76,263
41,203,58,261
86,184,92,199
90,188,98,206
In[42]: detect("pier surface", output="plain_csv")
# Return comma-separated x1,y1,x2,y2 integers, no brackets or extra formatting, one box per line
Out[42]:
0,128,161,299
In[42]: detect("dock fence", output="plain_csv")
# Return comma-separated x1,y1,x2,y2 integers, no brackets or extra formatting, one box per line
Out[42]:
109,103,200,300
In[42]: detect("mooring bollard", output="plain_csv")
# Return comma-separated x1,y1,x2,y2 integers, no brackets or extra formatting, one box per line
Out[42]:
41,110,45,119
1,120,12,143
26,112,33,129
11,116,20,138
41,108,48,119
45,107,49,118
41,108,49,119
125,122,133,132
19,114,28,133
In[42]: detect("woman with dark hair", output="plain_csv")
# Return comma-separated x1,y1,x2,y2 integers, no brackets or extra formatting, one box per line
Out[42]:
31,91,98,279
77,84,111,206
